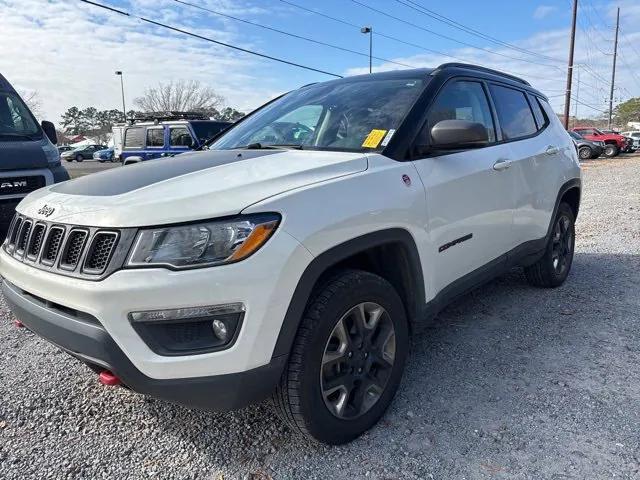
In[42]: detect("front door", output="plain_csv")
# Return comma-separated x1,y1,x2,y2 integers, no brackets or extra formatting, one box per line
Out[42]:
411,79,516,295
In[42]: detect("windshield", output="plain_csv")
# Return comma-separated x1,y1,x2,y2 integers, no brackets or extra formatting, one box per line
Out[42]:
211,77,425,152
0,92,41,140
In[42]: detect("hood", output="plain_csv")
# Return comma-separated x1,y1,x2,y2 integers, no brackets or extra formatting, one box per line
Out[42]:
0,137,50,170
18,148,368,227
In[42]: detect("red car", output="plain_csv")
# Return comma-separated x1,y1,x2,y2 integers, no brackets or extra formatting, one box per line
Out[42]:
571,127,626,158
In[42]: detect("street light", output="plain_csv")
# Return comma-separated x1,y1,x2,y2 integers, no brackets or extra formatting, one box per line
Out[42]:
115,71,126,121
361,26,372,74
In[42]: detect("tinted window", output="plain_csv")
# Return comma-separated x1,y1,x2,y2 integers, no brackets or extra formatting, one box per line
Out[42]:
146,128,164,147
169,127,193,147
190,121,231,144
212,77,425,152
124,127,144,148
424,80,495,143
489,85,537,140
529,95,548,130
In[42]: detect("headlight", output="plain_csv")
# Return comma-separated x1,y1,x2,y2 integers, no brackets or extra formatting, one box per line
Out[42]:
126,213,280,269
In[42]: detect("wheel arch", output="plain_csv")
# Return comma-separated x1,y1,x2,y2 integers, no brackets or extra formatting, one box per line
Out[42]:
271,229,426,359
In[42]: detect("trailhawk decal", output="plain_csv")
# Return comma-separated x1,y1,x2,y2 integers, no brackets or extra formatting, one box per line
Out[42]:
438,233,473,253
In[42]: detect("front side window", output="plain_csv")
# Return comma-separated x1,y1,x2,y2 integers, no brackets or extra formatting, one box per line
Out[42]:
211,77,425,152
169,127,194,147
489,85,537,140
423,80,496,143
146,128,164,148
0,92,40,140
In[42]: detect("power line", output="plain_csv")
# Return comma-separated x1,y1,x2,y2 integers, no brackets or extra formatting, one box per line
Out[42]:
349,0,566,70
171,0,416,69
396,0,566,64
79,0,343,78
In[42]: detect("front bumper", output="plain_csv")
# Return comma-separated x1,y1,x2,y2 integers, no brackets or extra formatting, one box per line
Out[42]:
2,279,286,410
0,228,313,380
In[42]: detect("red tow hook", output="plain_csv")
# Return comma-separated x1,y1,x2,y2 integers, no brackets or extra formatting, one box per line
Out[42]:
98,370,121,386
14,320,24,328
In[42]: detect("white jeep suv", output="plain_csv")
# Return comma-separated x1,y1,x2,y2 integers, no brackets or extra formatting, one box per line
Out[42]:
0,63,581,445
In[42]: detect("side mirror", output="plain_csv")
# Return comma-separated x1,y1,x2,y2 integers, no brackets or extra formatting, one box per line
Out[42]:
430,119,489,149
41,121,57,144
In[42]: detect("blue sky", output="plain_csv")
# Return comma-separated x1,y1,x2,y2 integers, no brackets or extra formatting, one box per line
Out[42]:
1,0,639,122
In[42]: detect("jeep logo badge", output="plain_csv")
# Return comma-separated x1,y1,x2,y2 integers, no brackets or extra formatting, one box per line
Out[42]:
37,204,55,217
0,180,27,189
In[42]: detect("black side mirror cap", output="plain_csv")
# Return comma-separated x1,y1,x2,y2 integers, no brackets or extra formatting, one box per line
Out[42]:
41,121,57,145
430,119,489,149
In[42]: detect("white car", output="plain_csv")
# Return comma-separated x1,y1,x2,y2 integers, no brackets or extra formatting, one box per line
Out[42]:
0,63,581,445
621,131,640,150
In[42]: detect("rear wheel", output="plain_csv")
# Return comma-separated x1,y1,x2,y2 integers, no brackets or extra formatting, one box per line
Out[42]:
578,146,592,160
524,202,575,288
603,144,619,158
273,270,409,444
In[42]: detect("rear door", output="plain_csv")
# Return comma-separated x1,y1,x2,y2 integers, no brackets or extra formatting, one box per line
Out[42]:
411,79,516,294
490,85,567,245
121,126,145,161
144,126,165,160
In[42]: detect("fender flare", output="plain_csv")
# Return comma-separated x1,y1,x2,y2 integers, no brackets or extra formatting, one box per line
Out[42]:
123,156,143,166
271,228,425,359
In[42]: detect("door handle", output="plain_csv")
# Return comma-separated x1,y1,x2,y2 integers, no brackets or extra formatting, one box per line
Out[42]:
546,145,559,155
493,159,512,171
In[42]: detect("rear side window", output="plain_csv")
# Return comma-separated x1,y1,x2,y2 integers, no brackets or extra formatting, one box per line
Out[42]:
489,85,537,140
146,128,164,148
124,127,144,148
424,80,496,143
528,95,548,130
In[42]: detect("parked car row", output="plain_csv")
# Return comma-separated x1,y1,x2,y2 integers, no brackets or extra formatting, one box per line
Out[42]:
570,126,638,159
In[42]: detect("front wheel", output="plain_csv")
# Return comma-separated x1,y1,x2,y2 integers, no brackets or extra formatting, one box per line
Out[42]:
273,270,409,444
578,146,592,160
75,154,84,162
603,144,619,158
524,202,575,288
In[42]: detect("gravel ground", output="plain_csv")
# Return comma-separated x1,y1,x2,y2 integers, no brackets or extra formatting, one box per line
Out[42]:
1,155,639,479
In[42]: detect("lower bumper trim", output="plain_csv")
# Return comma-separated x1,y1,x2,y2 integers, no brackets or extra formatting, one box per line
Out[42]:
2,279,285,411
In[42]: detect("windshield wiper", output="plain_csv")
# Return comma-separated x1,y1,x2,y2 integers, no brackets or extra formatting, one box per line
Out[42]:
238,143,304,150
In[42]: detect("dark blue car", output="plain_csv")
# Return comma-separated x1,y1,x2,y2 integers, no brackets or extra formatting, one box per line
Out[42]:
120,113,231,165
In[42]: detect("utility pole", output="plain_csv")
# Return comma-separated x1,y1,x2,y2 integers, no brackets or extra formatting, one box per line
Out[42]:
573,68,580,127
563,0,578,130
607,7,620,129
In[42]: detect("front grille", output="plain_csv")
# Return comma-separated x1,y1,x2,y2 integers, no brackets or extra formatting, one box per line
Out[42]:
42,226,64,265
3,213,129,279
0,175,45,195
26,223,46,260
16,219,32,254
59,230,88,270
84,232,118,273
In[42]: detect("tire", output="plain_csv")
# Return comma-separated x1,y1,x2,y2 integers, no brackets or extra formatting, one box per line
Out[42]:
578,146,592,160
65,158,73,162
75,154,84,162
603,144,619,158
524,202,575,288
273,270,409,445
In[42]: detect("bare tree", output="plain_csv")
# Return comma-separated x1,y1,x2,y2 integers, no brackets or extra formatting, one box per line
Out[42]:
19,90,42,119
134,80,225,117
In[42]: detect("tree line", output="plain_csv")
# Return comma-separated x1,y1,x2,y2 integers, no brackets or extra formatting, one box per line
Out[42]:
58,80,245,144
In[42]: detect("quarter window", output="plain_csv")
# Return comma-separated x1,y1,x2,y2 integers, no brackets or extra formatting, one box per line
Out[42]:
169,127,194,147
424,80,496,144
489,85,537,140
146,128,164,148
529,95,548,130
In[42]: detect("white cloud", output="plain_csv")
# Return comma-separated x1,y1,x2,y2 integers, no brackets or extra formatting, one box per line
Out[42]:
533,5,557,20
0,0,282,123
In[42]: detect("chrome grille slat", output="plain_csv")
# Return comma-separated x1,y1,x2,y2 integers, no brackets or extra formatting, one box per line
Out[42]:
2,213,123,279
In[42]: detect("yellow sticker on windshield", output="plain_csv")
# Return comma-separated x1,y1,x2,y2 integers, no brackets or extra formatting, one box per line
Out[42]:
362,129,387,148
